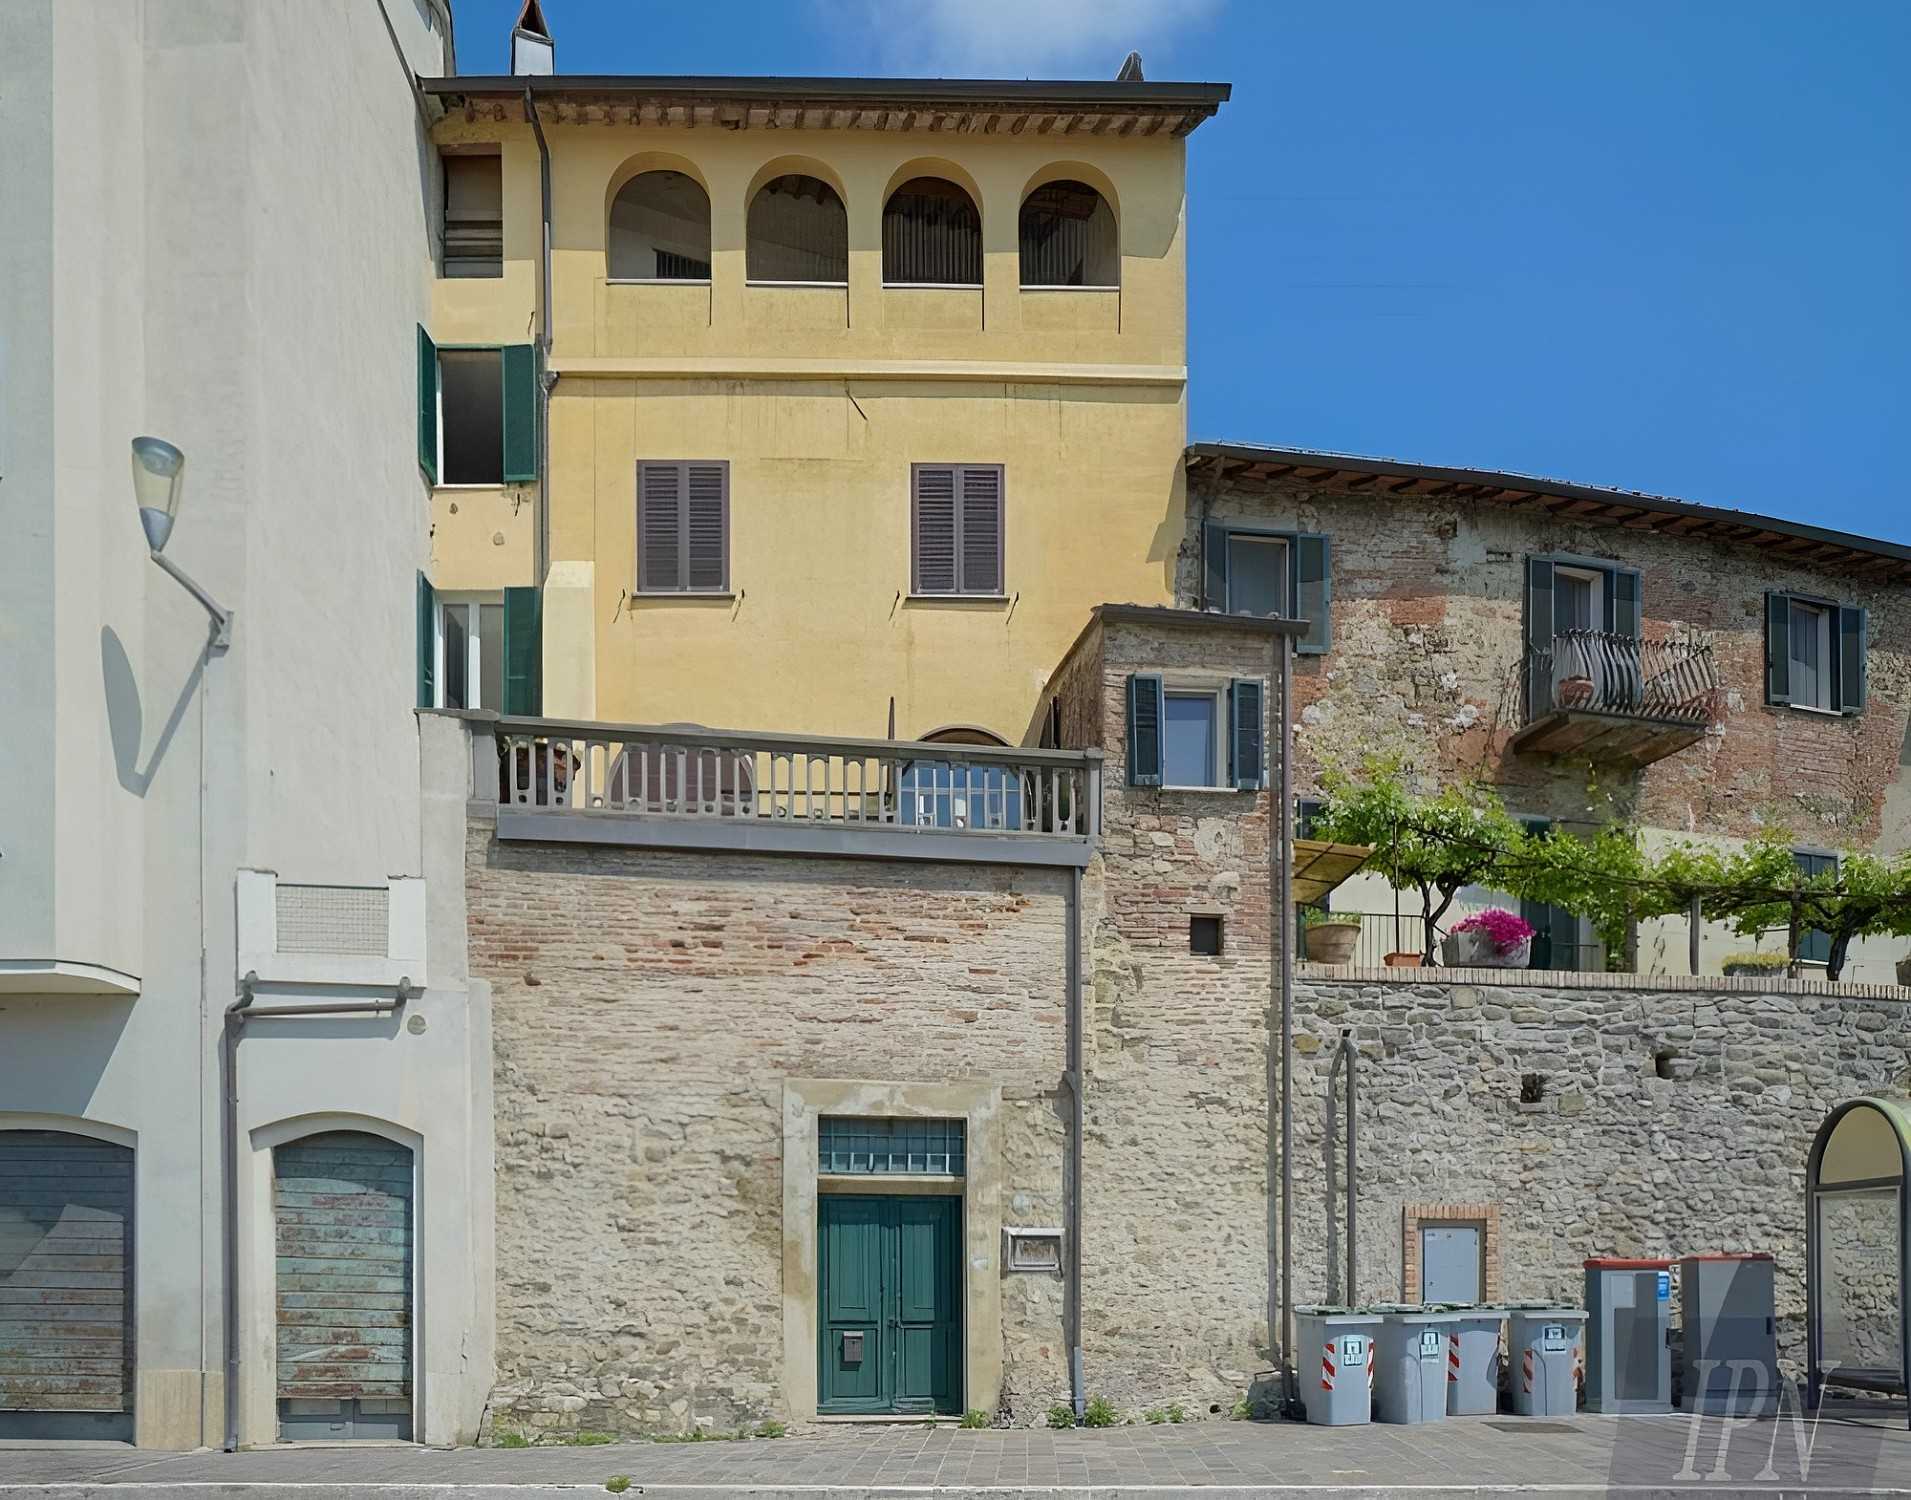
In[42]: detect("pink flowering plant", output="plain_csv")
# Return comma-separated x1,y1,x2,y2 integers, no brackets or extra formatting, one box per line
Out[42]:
1450,908,1535,955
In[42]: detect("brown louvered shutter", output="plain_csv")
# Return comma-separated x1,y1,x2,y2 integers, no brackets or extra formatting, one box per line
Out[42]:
638,462,683,591
685,463,728,591
913,465,958,593
959,465,1003,595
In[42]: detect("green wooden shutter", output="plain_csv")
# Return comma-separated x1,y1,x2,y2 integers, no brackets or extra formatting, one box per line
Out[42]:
1229,677,1265,790
1294,533,1331,655
1765,591,1792,705
1836,605,1867,714
1203,522,1229,611
502,586,541,716
1612,567,1642,639
1525,557,1555,716
501,343,537,483
415,572,435,708
416,326,438,482
1126,673,1164,787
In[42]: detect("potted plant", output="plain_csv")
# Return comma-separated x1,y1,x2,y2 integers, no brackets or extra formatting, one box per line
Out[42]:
1383,948,1423,968
1898,956,1911,989
1442,908,1535,968
1300,909,1361,965
1722,952,1790,979
1555,674,1595,709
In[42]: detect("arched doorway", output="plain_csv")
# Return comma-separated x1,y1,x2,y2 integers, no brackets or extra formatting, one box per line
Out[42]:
0,1129,135,1440
274,1130,415,1440
1806,1097,1910,1427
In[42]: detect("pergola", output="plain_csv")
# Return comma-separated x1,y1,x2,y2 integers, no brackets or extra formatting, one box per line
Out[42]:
1806,1096,1911,1427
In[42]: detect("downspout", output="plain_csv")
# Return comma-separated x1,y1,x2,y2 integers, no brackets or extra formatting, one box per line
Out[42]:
524,88,554,586
221,977,412,1451
1342,1028,1357,1305
1065,862,1086,1419
1274,629,1297,1415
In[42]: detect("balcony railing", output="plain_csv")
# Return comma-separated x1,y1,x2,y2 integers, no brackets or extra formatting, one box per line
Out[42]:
1515,630,1719,765
479,716,1099,853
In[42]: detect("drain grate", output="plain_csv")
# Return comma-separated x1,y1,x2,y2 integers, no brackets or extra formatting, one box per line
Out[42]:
1485,1420,1578,1434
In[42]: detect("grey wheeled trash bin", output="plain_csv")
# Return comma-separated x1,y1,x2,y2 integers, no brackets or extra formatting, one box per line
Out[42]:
1446,1305,1506,1416
1370,1305,1462,1424
1296,1306,1381,1426
1507,1305,1586,1416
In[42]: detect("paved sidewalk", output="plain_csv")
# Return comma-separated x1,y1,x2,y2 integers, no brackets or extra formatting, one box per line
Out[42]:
1,1405,1906,1497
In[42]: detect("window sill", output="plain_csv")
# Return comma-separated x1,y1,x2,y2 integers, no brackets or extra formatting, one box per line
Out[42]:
1019,284,1119,293
884,282,984,291
1160,784,1248,795
434,482,515,493
746,280,849,289
1781,702,1845,718
606,277,712,287
903,593,1010,607
632,589,735,601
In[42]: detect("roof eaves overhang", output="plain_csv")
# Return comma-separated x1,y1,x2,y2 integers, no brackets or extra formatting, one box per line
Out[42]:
1186,442,1911,586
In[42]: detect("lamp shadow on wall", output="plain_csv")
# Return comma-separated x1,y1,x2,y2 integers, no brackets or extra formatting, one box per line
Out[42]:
102,626,206,797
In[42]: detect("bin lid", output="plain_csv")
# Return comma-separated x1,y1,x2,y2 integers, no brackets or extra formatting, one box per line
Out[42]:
1679,1251,1773,1262
1506,1302,1587,1316
1361,1302,1464,1320
1584,1256,1671,1270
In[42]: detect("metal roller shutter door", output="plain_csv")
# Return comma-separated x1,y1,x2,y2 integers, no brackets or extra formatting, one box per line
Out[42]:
0,1130,135,1440
274,1131,413,1441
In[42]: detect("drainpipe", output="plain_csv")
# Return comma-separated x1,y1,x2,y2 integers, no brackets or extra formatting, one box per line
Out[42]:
1342,1029,1357,1305
221,976,412,1451
1064,863,1086,1420
524,88,554,586
1273,629,1297,1415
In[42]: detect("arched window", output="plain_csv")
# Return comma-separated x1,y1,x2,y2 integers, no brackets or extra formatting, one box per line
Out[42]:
747,174,848,284
608,170,711,280
882,177,981,286
1019,179,1118,288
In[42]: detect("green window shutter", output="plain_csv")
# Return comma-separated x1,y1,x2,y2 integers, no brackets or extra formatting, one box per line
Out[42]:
501,343,537,483
1524,557,1555,716
1203,522,1230,611
1836,605,1867,714
1612,567,1642,639
1765,591,1792,705
416,326,438,483
1228,677,1265,791
1294,533,1331,655
415,572,435,708
502,586,542,716
1126,674,1164,787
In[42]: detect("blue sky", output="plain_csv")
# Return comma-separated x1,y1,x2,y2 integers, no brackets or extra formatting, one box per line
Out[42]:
456,0,1909,542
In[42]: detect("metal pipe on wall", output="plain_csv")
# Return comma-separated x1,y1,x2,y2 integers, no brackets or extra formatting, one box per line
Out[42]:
524,89,554,586
1065,862,1086,1419
1273,629,1296,1413
1343,1029,1357,1304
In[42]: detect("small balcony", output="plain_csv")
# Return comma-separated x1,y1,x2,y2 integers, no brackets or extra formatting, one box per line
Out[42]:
1511,630,1720,767
471,716,1100,869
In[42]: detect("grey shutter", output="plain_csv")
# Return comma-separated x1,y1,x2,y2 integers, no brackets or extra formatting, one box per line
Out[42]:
415,573,435,708
1765,591,1792,705
1294,533,1331,655
912,465,958,593
1612,567,1642,639
685,463,728,591
502,586,541,715
1126,674,1164,787
959,465,1003,594
1525,557,1556,716
1228,677,1265,790
1836,605,1867,714
638,462,683,591
416,326,437,482
1203,522,1229,611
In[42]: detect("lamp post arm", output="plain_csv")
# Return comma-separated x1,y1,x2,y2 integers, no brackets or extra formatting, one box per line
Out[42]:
149,549,233,650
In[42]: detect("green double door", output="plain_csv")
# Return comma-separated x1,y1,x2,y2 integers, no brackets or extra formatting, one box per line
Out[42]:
818,1195,961,1415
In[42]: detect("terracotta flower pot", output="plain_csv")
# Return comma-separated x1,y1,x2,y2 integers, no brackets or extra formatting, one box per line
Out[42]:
1304,923,1360,965
1556,675,1595,709
1383,951,1423,968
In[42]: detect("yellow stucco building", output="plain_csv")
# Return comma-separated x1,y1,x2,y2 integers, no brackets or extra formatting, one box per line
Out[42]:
417,65,1228,744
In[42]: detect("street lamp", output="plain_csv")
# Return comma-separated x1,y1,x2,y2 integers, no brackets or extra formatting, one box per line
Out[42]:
132,436,232,650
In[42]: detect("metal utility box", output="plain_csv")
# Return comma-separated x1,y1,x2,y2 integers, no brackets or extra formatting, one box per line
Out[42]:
1507,1305,1587,1417
1585,1258,1673,1413
1446,1305,1507,1415
1296,1306,1381,1426
1370,1305,1461,1424
1680,1253,1779,1416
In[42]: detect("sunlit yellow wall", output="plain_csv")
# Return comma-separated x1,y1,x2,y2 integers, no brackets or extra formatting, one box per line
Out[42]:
428,117,1193,741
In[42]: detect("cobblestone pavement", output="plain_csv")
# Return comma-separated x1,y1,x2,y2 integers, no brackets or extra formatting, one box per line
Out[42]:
1,1405,1907,1495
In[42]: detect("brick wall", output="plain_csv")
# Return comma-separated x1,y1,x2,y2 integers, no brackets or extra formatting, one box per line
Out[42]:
1183,472,1911,852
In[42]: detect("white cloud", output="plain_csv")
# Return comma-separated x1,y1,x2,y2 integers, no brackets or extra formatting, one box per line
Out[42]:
825,0,1224,78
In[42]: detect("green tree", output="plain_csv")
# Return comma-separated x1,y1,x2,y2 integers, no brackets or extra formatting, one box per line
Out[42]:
1505,820,1650,962
1705,838,1911,981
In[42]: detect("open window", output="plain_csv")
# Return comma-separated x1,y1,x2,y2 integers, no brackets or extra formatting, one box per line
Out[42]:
747,174,848,284
608,170,711,281
1126,675,1264,791
1768,592,1866,714
414,577,541,714
415,328,535,486
1203,524,1330,654
1019,179,1117,287
882,177,981,286
442,152,502,278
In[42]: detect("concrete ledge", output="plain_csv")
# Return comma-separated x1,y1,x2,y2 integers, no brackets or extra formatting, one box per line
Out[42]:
1297,962,1911,1002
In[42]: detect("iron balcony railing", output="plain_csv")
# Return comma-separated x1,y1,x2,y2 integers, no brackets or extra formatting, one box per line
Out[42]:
486,716,1100,840
1526,629,1719,724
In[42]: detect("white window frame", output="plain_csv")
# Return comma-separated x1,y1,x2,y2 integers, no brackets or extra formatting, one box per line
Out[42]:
1161,684,1225,791
433,593,503,711
1789,598,1835,712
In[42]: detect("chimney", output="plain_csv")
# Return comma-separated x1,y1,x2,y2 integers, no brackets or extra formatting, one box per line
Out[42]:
512,0,554,76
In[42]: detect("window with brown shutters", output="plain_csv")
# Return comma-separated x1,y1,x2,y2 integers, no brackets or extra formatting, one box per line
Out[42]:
637,460,729,593
911,463,1004,596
